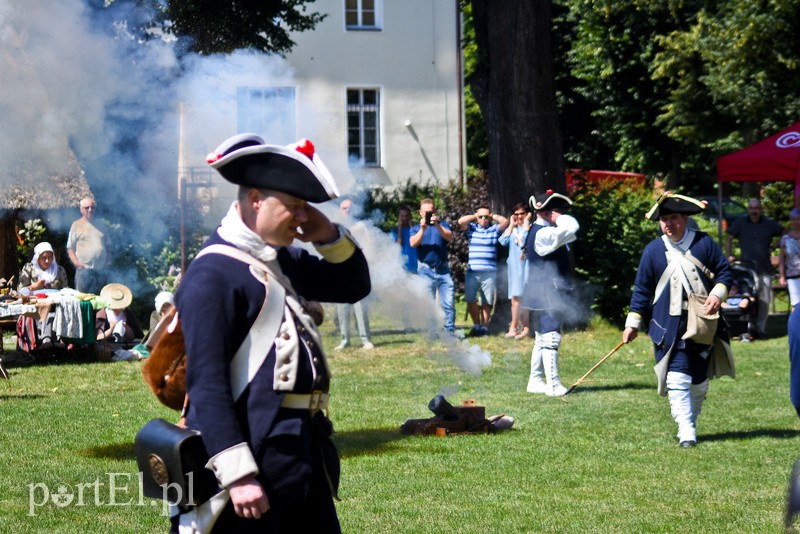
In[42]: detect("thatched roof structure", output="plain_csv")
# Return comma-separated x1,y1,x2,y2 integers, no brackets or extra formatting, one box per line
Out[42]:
0,151,92,210
0,25,93,210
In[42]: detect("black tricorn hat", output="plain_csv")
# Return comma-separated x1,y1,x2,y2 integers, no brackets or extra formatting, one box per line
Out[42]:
206,134,340,203
529,190,573,212
645,192,706,221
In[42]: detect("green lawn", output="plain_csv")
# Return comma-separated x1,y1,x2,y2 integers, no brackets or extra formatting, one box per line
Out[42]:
0,307,797,533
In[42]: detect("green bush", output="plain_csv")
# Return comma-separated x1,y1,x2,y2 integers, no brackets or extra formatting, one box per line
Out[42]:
570,184,657,327
762,181,794,226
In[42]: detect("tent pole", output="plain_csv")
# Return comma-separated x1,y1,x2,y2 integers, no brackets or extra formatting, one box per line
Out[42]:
796,152,800,208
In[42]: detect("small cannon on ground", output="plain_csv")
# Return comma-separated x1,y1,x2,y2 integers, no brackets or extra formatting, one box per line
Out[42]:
400,395,512,436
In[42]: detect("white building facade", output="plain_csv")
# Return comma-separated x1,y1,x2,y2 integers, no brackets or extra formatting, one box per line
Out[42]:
178,0,464,223
283,0,465,190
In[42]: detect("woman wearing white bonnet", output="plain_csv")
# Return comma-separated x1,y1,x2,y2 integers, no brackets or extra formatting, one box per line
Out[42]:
150,291,175,332
18,242,68,295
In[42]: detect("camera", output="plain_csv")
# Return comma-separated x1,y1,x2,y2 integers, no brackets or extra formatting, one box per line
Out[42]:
425,211,433,225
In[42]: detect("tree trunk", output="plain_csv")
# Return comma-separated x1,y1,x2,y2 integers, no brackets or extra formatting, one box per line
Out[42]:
469,0,565,214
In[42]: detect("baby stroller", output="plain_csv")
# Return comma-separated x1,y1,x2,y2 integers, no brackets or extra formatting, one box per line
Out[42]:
720,261,760,340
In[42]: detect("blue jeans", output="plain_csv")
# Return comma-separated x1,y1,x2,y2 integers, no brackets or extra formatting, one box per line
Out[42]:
418,265,455,332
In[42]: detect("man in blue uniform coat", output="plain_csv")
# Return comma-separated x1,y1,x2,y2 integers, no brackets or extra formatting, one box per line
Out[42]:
623,193,734,448
173,134,370,532
789,305,800,417
523,190,579,397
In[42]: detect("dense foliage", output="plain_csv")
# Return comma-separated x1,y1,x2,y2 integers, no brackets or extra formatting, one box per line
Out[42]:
166,0,325,55
462,1,800,195
570,184,657,326
103,0,325,56
551,0,800,188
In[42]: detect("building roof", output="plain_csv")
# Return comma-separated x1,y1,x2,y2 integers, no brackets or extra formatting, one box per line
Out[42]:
0,151,91,210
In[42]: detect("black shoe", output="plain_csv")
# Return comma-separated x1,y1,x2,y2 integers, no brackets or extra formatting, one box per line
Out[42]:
680,440,696,448
467,327,484,337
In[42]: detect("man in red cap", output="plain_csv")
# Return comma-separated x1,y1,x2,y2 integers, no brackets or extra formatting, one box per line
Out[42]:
174,134,370,532
623,193,734,448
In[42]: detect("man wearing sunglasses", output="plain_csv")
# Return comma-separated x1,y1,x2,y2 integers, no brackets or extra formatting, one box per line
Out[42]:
458,206,508,336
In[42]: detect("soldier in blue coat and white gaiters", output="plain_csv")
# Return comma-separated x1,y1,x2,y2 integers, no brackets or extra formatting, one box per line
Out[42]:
175,134,370,532
523,190,579,397
623,193,735,448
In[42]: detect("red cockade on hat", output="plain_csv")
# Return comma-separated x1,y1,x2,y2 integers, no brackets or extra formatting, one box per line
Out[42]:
294,138,315,159
206,152,221,164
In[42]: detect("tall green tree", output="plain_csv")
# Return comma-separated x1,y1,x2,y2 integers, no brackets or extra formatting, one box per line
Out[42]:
553,0,800,189
167,0,325,55
104,0,325,55
468,0,566,213
557,0,705,187
653,0,800,158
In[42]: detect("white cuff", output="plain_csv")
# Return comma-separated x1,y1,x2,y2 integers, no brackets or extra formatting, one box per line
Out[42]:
710,283,728,302
625,312,643,330
205,442,259,488
315,224,359,264
555,214,580,232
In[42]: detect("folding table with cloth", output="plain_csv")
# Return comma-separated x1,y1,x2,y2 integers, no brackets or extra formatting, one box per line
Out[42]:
14,290,97,357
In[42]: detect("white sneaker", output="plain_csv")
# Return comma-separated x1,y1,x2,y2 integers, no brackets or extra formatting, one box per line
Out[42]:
362,341,374,350
334,342,349,350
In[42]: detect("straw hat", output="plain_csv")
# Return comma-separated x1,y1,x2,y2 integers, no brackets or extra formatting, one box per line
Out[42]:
100,283,133,309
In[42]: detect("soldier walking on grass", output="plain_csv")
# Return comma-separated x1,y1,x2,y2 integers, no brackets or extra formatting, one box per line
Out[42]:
623,193,735,448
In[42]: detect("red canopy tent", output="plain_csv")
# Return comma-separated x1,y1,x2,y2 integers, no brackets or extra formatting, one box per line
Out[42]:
717,121,800,204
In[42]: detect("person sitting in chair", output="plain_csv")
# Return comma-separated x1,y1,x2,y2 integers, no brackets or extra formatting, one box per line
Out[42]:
721,282,752,309
18,242,68,295
15,242,70,352
96,283,143,343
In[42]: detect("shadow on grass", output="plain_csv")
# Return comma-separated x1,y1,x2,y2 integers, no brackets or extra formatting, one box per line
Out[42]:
82,428,411,462
371,328,425,336
701,428,800,442
334,426,410,459
2,347,100,369
565,382,652,395
81,441,137,460
0,392,47,400
370,339,416,347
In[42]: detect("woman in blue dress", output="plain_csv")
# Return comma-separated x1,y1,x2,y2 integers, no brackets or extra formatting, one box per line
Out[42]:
498,202,531,339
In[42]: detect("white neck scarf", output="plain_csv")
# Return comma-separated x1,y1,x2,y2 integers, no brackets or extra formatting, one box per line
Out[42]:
217,202,278,264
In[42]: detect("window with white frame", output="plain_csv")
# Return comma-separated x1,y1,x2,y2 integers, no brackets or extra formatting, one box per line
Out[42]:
236,86,296,145
347,88,381,167
345,0,381,30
